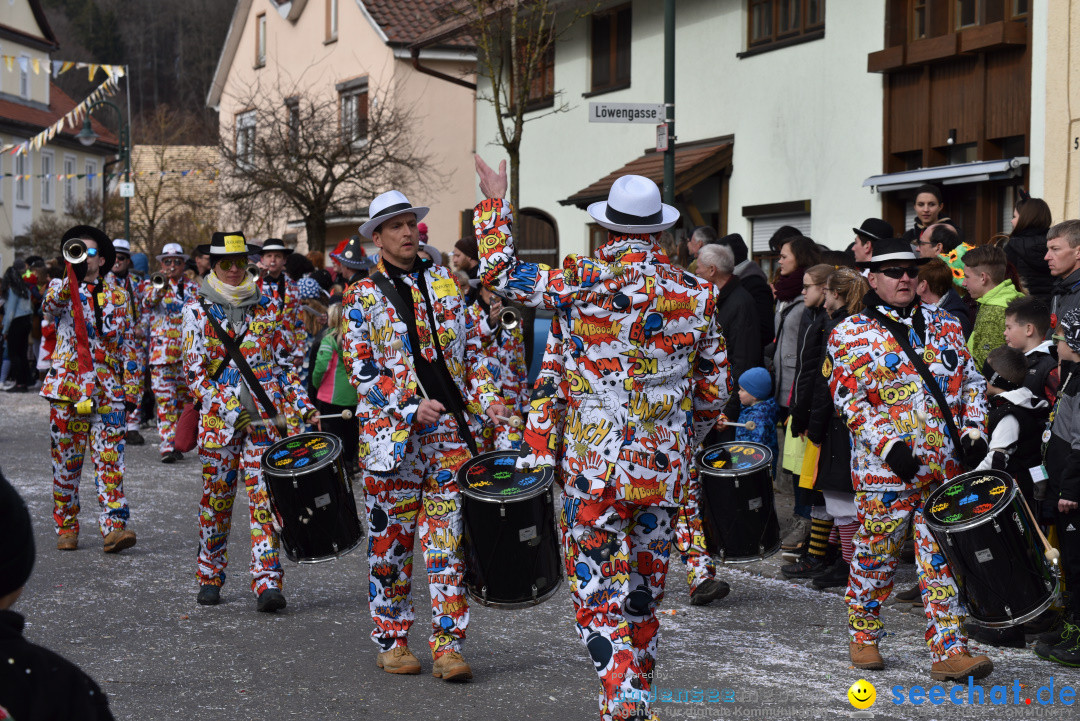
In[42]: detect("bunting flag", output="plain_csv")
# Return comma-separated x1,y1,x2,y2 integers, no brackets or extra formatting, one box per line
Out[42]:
0,169,221,182
0,73,124,156
0,56,127,82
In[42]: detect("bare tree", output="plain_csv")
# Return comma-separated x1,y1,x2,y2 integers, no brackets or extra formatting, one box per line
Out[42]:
216,84,440,253
451,0,593,212
3,196,115,260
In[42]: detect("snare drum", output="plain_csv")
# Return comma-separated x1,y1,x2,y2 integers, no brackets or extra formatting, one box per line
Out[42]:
457,451,561,608
924,469,1058,628
694,442,780,563
260,432,364,564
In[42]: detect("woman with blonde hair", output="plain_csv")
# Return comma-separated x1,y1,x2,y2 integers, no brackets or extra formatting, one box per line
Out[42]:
311,302,360,475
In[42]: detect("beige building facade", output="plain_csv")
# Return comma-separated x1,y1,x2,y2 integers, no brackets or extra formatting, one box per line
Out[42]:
1038,0,1080,222
207,0,478,257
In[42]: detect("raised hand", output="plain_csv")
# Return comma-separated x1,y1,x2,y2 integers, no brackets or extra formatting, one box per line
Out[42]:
475,155,508,200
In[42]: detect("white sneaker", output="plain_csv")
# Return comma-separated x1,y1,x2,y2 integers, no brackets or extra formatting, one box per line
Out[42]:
0,381,14,391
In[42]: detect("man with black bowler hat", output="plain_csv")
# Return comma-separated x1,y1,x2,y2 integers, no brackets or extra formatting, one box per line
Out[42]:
0,470,116,720
341,190,506,682
851,218,894,266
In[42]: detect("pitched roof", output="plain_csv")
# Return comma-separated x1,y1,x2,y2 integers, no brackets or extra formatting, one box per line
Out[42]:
361,0,473,47
0,0,59,52
561,139,734,208
0,83,119,151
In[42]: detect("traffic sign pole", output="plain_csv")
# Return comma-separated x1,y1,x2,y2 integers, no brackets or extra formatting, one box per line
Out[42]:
663,0,675,205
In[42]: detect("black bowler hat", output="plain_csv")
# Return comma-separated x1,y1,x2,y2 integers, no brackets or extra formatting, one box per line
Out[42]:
852,218,895,245
61,224,115,275
857,237,932,270
260,238,293,255
208,231,254,256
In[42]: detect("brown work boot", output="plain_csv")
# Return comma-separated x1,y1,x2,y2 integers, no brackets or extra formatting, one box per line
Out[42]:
103,528,136,554
930,651,993,681
57,531,78,551
849,642,884,670
432,650,473,682
376,646,421,675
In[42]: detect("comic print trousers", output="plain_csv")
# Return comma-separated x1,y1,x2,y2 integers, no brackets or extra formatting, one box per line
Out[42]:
846,486,967,661
50,402,130,536
197,429,282,595
560,481,677,721
364,415,473,659
674,466,715,592
126,344,148,431
150,363,189,453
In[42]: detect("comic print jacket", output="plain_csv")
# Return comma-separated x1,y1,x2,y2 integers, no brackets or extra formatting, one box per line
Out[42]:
340,258,500,473
142,276,199,365
181,294,312,449
105,271,144,328
474,304,529,412
826,295,987,491
475,198,730,506
258,273,304,371
39,277,139,408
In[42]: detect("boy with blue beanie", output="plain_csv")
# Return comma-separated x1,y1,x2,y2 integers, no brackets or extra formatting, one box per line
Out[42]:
735,367,779,473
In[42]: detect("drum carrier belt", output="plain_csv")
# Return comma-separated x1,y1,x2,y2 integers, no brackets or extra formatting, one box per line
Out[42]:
369,271,479,456
862,305,965,464
200,301,285,431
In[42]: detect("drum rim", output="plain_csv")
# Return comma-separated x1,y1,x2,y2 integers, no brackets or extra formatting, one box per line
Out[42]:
457,451,555,504
923,469,1017,532
261,431,344,477
695,441,773,476
466,578,562,609
967,583,1060,628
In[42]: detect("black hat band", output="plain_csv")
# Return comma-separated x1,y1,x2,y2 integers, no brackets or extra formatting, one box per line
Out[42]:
605,205,664,226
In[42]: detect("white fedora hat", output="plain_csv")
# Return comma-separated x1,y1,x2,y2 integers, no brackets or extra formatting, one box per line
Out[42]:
587,175,679,234
113,238,132,254
359,190,429,239
156,242,189,261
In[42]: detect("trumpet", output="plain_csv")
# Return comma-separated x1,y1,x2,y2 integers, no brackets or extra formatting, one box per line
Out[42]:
246,263,261,279
62,238,88,265
499,306,522,331
151,272,167,289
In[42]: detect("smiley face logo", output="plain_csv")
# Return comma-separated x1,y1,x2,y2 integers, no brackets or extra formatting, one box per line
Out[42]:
848,679,876,710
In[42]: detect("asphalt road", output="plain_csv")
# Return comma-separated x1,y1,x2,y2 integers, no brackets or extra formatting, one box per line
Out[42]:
0,391,1072,721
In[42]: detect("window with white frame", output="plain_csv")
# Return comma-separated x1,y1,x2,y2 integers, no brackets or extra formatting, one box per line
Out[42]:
256,13,267,66
63,155,77,211
41,151,55,210
19,55,30,99
85,159,98,202
336,77,368,146
15,153,30,207
236,110,256,169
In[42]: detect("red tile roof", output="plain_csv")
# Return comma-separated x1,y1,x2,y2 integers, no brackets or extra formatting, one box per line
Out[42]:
561,140,734,208
0,83,118,150
363,0,473,47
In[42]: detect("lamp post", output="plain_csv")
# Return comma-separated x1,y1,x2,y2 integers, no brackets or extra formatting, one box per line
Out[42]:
77,101,130,242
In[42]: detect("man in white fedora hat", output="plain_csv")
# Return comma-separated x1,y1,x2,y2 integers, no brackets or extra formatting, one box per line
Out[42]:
106,238,149,446
143,242,199,463
473,157,730,721
341,189,507,682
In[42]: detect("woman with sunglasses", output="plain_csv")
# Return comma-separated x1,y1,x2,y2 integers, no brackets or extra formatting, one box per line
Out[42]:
825,237,993,681
181,231,318,612
142,243,200,463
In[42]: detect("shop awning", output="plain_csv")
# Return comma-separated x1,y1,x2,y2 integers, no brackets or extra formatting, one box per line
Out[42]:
863,157,1029,193
560,139,733,208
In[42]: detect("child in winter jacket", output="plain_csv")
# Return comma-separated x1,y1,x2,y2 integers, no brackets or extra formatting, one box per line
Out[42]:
311,304,360,475
733,367,779,475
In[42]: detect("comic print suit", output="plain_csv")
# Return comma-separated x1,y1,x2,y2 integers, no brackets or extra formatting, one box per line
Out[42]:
476,197,729,721
143,275,199,454
341,257,500,659
258,272,305,373
182,291,314,595
40,276,139,537
471,303,528,451
106,269,147,432
827,297,987,661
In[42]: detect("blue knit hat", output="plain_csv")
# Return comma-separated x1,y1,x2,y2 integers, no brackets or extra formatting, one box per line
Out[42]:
738,367,772,401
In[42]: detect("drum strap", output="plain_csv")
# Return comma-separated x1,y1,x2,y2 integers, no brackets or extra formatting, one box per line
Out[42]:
200,301,283,430
862,305,964,462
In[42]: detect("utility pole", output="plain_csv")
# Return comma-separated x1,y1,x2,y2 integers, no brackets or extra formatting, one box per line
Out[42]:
663,0,675,204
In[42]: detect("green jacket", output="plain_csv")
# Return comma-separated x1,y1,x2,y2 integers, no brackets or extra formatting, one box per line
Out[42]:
312,333,358,407
968,280,1024,370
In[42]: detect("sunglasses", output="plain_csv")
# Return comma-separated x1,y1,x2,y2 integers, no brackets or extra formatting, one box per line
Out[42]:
876,266,920,280
161,258,183,266
85,247,99,258
217,257,246,271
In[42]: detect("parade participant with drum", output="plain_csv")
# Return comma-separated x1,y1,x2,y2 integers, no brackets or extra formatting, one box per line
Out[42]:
181,231,318,613
474,157,729,721
105,239,148,446
341,190,505,682
143,243,199,463
42,225,139,553
826,237,993,681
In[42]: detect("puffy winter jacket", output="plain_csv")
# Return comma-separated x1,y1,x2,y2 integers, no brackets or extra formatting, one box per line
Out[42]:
1005,227,1053,302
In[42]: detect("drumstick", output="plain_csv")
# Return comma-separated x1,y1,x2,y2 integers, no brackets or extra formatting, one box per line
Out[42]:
389,339,431,401
318,409,354,420
1014,488,1062,564
723,420,756,430
495,414,524,428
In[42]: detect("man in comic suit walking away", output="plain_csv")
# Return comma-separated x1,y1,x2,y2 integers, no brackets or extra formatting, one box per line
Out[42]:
42,225,139,553
341,190,506,681
826,237,993,680
475,157,730,721
182,231,318,612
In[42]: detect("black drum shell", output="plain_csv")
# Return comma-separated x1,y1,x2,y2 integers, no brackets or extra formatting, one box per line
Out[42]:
261,433,364,564
457,451,562,608
695,442,780,563
924,471,1058,627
